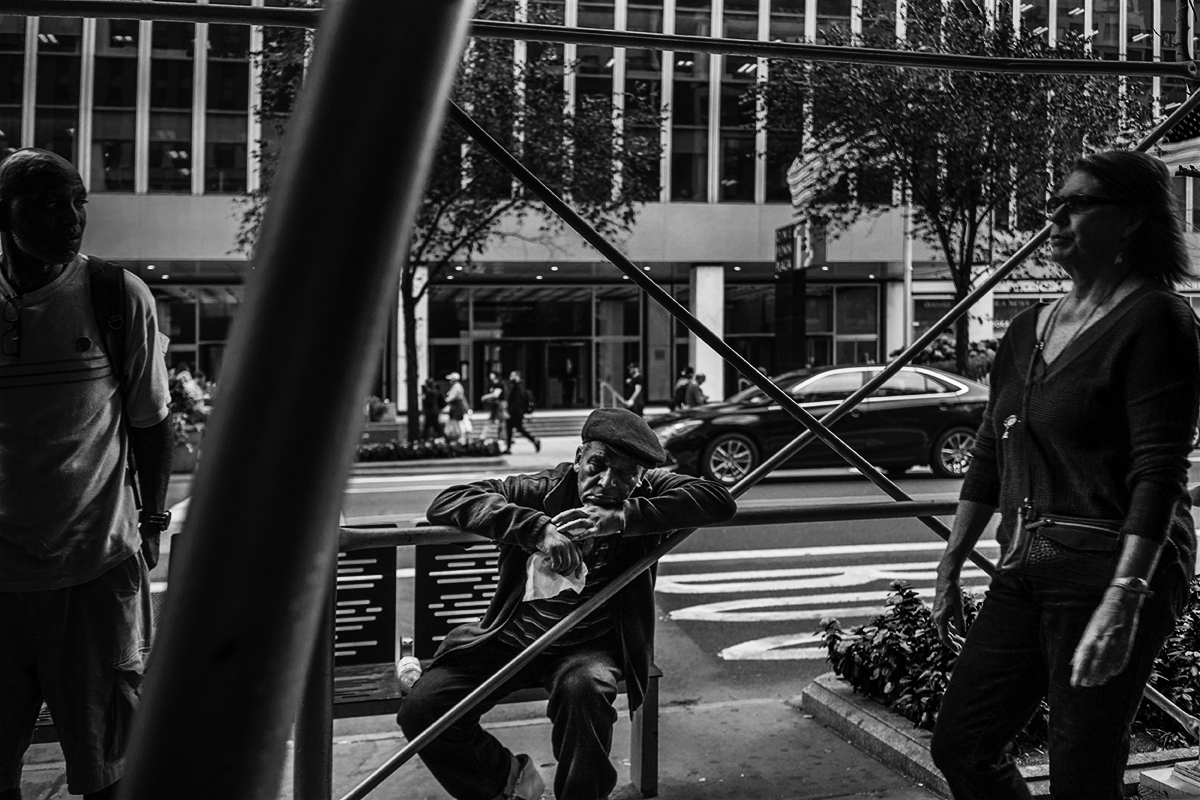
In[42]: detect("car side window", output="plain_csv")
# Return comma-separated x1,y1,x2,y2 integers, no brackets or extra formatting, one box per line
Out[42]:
874,370,931,397
795,371,865,402
922,374,957,394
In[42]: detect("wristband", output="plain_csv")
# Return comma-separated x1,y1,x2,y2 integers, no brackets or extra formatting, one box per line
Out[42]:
1109,576,1154,598
139,510,172,533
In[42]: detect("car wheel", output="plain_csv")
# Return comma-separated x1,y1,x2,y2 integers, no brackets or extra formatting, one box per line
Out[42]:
930,427,975,478
702,433,759,486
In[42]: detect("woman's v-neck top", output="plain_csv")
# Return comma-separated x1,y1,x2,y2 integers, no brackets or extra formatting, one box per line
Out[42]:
960,283,1200,580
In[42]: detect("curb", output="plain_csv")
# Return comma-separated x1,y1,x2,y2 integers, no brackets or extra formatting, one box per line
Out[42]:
350,457,507,475
796,673,1197,799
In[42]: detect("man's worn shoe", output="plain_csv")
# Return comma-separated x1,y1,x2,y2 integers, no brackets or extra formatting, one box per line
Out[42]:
504,753,545,800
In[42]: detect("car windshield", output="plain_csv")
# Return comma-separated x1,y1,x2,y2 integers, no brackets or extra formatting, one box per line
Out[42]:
728,371,814,405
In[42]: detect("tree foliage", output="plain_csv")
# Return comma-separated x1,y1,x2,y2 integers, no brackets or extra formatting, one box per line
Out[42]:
758,0,1154,372
239,0,663,436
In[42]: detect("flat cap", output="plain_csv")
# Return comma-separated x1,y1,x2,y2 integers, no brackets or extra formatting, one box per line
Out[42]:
581,407,666,467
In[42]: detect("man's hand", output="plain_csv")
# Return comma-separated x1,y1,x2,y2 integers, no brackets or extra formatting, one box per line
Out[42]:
536,523,582,576
932,573,966,653
552,504,626,542
1070,590,1142,688
140,528,161,570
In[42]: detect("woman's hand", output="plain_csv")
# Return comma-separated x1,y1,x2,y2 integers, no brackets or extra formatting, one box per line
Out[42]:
932,573,966,653
1070,590,1142,688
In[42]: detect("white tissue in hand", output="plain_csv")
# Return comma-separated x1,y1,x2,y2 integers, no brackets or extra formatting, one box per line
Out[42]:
524,552,588,601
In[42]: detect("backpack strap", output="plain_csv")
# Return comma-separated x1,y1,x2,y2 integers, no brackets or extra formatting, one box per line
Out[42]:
88,256,127,385
87,256,141,507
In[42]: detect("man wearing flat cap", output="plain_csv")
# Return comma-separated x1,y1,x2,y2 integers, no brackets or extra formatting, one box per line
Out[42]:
400,408,736,800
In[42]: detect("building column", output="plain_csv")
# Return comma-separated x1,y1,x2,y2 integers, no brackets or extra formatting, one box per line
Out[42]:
689,264,725,401
968,284,995,342
397,266,429,415
884,280,907,360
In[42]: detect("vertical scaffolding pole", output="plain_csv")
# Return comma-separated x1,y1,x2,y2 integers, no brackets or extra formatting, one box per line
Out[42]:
119,1,476,798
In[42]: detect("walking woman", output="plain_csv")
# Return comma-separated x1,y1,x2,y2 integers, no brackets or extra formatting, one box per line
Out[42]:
930,151,1200,800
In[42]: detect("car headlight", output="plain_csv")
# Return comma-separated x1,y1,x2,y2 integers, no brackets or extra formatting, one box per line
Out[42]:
654,419,704,443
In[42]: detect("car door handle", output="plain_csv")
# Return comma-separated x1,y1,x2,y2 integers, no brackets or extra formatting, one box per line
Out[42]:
849,409,863,418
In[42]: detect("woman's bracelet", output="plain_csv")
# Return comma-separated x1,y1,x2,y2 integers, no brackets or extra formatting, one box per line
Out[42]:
1109,576,1155,598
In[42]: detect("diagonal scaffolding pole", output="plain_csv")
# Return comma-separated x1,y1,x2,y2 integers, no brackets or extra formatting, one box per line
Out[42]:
4,1,1199,79
341,86,1200,800
117,1,477,798
733,85,1200,493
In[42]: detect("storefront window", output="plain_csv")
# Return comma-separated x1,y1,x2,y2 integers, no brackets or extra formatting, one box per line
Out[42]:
914,297,952,337
595,286,640,336
473,289,591,338
428,286,468,339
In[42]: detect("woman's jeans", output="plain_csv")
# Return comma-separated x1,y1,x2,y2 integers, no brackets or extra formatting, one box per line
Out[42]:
931,569,1186,800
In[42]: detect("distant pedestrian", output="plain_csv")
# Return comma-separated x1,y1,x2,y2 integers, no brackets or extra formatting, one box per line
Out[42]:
443,372,472,443
421,378,444,440
504,371,540,453
480,371,507,444
670,366,694,412
562,357,577,409
623,363,645,416
684,373,708,407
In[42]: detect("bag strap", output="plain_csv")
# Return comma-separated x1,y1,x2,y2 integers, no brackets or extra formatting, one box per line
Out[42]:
88,256,128,384
87,256,141,508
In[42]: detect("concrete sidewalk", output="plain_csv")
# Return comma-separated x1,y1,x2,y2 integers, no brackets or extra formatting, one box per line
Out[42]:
19,696,942,800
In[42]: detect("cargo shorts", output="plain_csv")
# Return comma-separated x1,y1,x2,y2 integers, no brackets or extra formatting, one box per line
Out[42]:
0,552,152,796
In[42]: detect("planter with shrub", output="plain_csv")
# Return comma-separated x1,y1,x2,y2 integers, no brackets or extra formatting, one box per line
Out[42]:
356,438,502,462
820,580,1200,757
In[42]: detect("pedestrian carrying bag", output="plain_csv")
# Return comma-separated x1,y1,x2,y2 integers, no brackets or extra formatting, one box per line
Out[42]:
995,316,1123,588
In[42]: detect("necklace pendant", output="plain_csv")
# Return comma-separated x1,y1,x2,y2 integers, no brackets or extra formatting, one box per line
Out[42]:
1002,415,1018,439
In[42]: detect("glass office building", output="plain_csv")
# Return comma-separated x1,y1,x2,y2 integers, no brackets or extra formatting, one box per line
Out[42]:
2,0,1197,407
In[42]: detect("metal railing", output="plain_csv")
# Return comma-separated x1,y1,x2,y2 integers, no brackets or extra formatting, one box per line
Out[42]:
3,1,1198,798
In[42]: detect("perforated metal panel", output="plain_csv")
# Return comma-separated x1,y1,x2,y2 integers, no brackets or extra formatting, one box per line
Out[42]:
413,541,500,659
334,546,397,666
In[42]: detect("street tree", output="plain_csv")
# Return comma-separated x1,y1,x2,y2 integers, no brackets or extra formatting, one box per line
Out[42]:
239,0,663,438
758,0,1153,374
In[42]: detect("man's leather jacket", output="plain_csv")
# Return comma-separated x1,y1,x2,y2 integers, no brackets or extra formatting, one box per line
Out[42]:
426,462,737,712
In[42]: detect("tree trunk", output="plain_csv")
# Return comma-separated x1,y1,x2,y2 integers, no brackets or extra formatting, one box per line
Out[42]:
955,303,970,378
401,288,422,441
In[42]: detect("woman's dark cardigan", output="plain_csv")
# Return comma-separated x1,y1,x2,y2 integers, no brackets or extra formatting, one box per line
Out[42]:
960,283,1200,586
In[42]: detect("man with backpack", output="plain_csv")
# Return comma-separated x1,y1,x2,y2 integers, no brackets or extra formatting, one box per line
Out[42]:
0,150,173,800
504,370,540,454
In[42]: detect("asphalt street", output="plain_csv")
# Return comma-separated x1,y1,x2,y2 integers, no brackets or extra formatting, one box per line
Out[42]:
162,455,1200,697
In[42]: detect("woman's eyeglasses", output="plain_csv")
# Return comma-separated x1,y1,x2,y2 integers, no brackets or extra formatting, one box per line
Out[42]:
1045,194,1120,218
3,296,20,358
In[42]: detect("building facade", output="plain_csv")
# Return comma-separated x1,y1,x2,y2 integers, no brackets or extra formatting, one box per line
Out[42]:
2,0,1198,411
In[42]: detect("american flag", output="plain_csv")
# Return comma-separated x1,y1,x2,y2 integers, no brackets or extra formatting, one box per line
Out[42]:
1156,98,1200,172
786,139,854,219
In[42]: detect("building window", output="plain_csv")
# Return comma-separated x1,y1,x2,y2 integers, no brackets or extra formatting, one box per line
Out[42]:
0,18,24,145
1056,0,1084,42
719,55,757,202
35,17,83,163
92,19,139,192
159,285,244,381
149,17,195,192
672,0,711,201
206,16,250,194
816,0,851,43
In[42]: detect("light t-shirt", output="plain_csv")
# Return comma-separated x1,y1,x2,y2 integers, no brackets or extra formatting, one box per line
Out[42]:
0,255,170,591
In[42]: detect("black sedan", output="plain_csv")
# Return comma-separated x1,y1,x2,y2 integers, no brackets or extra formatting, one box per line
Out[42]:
650,364,988,484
